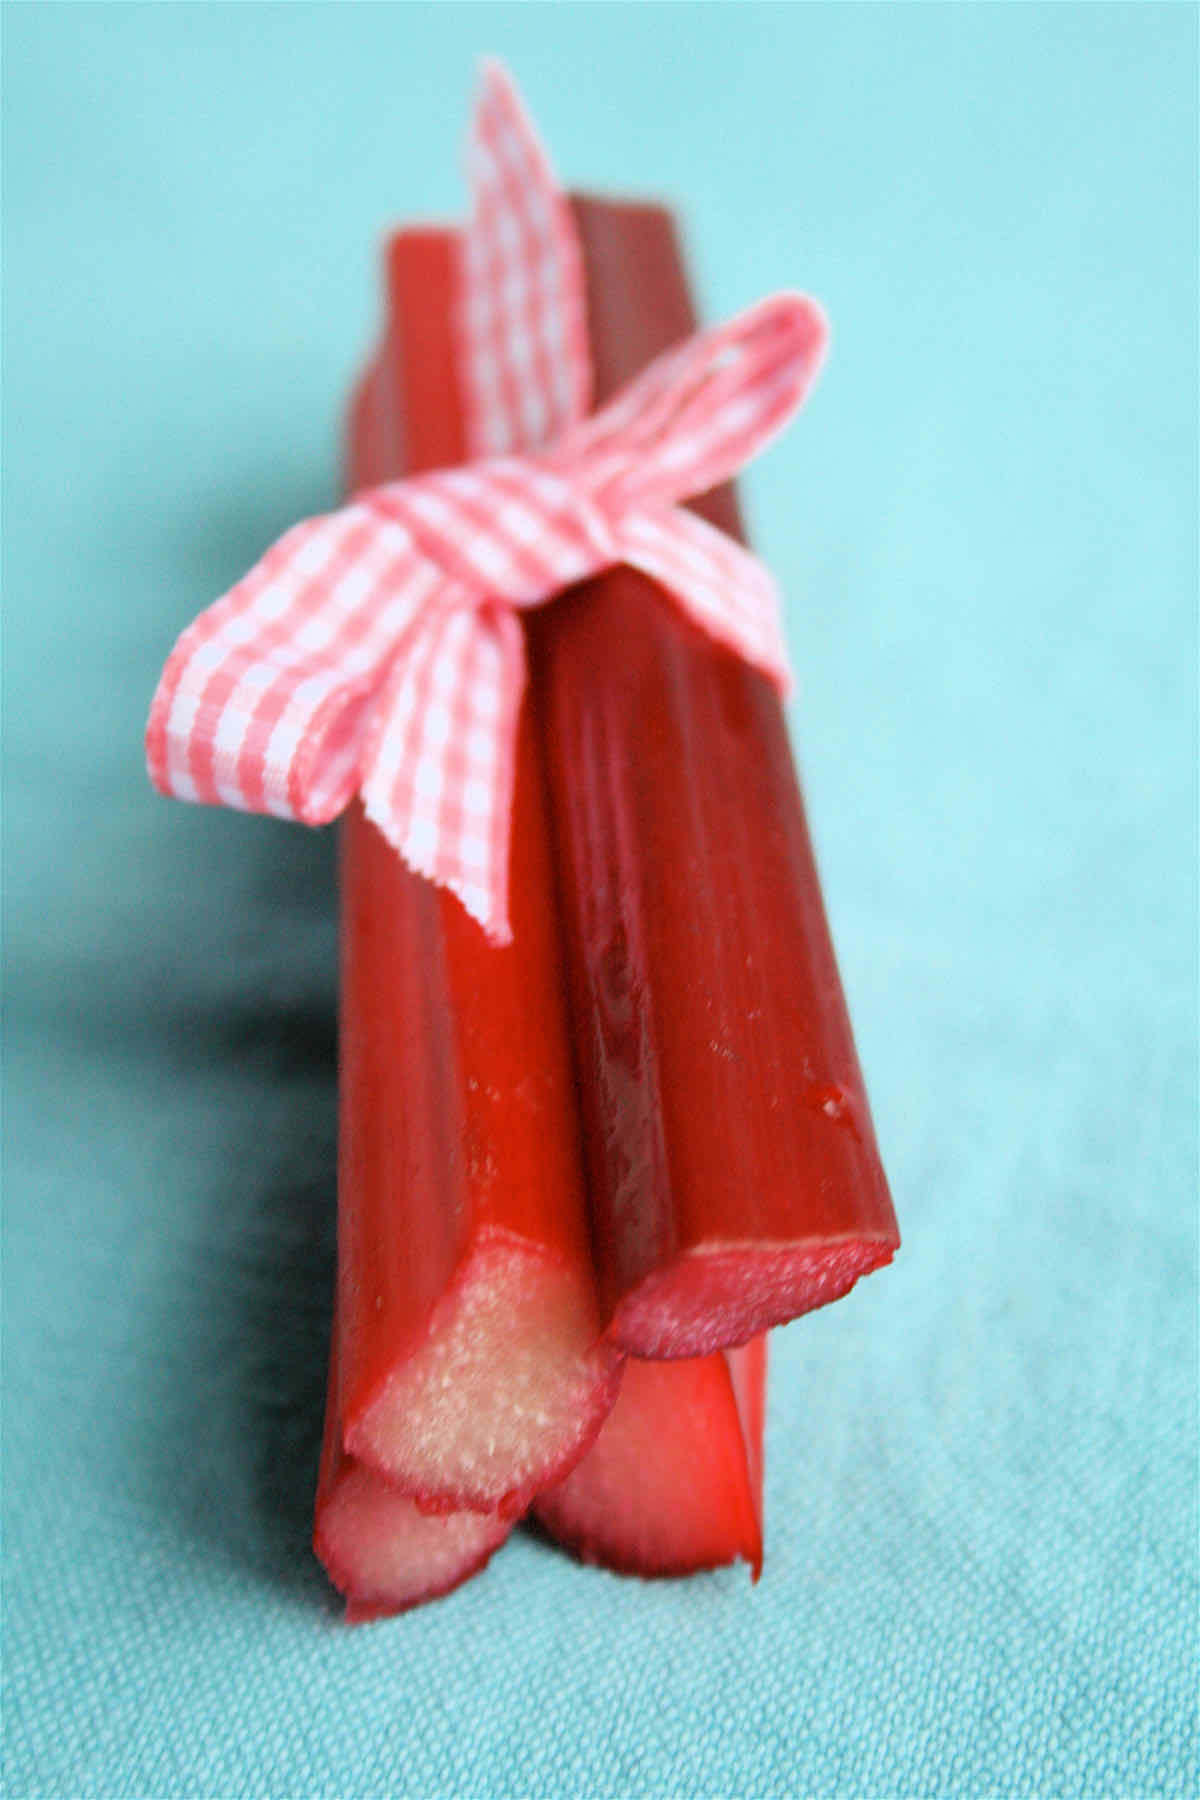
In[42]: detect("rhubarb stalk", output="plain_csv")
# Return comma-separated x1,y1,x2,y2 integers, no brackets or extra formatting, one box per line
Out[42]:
526,198,899,1359
333,230,619,1518
315,1319,513,1621
535,1338,766,1579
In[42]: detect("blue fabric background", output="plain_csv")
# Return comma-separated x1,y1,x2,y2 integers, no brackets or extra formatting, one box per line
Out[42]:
4,5,1196,1796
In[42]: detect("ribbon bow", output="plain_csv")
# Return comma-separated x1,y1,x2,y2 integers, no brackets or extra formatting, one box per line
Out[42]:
146,62,827,942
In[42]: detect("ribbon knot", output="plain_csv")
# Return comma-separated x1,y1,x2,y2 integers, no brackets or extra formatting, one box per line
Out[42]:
364,456,619,614
146,62,827,943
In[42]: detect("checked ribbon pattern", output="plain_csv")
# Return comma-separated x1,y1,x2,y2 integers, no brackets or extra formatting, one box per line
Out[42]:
146,61,827,941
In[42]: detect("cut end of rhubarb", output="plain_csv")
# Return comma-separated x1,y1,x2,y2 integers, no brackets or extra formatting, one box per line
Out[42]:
610,1237,897,1360
535,1347,763,1579
315,1463,512,1621
347,1233,621,1516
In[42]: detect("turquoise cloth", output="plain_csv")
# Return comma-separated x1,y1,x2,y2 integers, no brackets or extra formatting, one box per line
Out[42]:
5,6,1196,1795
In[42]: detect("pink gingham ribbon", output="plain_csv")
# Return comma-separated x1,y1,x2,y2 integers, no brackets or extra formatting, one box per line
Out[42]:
146,62,827,942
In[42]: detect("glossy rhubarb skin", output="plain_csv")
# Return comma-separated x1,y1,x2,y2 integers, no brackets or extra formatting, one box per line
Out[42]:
315,1321,512,1622
524,198,899,1360
336,230,619,1518
535,1337,767,1579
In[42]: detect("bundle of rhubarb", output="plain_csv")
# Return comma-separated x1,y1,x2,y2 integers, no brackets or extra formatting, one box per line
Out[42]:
147,64,898,1621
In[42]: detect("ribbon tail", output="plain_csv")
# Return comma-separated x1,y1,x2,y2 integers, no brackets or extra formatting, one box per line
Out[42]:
360,599,527,946
612,505,794,697
458,59,591,458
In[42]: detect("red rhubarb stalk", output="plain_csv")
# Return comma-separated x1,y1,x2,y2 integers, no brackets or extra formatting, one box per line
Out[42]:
315,1320,512,1621
334,230,619,1517
535,1337,766,1579
526,199,899,1359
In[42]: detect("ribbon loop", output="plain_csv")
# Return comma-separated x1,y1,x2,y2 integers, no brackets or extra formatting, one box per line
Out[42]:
553,294,827,516
145,501,444,826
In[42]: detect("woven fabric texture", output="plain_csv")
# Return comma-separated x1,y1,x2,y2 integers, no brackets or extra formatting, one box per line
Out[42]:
4,7,1196,1798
